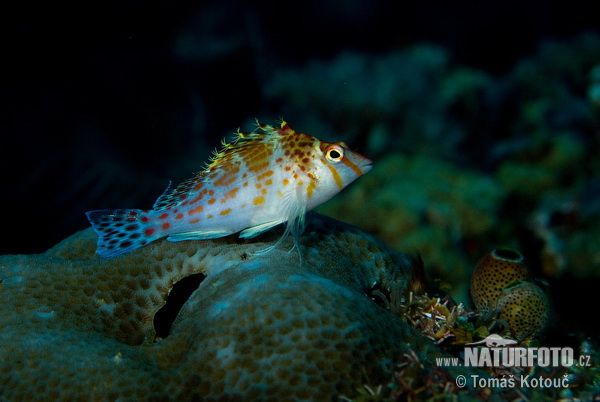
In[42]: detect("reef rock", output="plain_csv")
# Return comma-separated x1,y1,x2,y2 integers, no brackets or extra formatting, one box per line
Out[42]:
0,213,446,400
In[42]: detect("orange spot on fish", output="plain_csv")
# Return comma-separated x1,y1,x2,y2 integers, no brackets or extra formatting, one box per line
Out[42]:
261,188,267,195
188,206,203,215
159,213,169,220
276,157,283,163
283,179,289,186
248,161,270,172
144,228,155,236
141,216,150,223
257,170,274,181
194,183,203,191
307,180,317,199
253,196,265,205
221,187,239,203
208,198,216,205
175,213,184,219
220,208,231,216
189,218,200,224
215,174,237,186
208,189,214,196
265,179,273,185
207,214,214,219
162,222,171,230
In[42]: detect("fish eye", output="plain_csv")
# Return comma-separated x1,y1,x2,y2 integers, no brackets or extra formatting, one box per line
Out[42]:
325,145,344,163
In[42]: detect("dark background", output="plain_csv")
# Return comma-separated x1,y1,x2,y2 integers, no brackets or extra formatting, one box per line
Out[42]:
2,0,599,255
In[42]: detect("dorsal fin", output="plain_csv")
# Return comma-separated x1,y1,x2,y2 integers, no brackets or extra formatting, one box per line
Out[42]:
152,175,202,211
203,120,295,172
153,120,294,212
152,181,173,211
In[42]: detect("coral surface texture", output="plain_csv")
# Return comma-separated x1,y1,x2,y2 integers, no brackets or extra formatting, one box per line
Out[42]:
0,214,441,400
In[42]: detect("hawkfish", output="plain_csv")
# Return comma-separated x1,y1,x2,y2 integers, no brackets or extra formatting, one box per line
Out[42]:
86,121,372,258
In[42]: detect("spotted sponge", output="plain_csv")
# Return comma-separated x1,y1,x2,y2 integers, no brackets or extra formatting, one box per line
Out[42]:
470,247,529,311
0,213,454,400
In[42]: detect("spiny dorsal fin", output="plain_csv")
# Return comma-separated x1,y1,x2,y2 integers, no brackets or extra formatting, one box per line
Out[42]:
153,120,295,211
203,120,295,172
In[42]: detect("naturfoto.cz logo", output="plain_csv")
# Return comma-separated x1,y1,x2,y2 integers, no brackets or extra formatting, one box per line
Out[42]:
464,334,574,368
436,334,592,369
437,334,593,392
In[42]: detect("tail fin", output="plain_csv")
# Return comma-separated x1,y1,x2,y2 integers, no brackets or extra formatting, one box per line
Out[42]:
85,209,160,258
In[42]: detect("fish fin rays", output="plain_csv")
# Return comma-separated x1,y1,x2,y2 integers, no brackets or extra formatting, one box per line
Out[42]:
152,181,173,210
167,230,234,241
86,209,160,258
153,174,203,211
239,219,285,239
250,212,305,263
250,188,307,262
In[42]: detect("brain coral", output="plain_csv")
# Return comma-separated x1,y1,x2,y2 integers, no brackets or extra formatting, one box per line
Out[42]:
0,213,455,400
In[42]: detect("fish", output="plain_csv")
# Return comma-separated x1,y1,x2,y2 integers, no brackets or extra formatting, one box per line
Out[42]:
86,120,372,258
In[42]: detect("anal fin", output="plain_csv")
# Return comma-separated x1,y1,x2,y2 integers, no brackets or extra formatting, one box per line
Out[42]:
239,219,285,239
167,230,233,242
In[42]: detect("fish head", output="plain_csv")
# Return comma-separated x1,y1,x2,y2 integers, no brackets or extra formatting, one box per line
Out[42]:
303,139,372,209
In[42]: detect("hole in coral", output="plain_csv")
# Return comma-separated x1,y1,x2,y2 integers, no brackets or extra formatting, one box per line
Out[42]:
366,281,391,309
153,273,206,340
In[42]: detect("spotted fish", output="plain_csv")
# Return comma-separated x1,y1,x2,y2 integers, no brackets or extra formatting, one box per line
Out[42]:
86,121,372,258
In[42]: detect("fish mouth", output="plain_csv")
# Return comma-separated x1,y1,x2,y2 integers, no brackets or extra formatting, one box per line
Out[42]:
357,160,373,175
361,156,373,174
346,150,373,175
